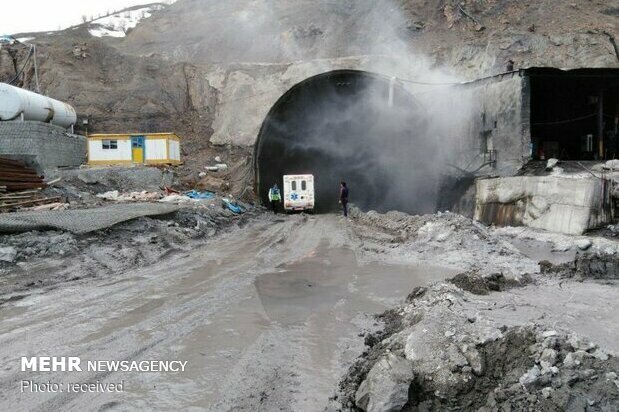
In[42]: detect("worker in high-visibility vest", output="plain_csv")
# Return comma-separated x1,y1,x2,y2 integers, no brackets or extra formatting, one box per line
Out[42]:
268,184,281,213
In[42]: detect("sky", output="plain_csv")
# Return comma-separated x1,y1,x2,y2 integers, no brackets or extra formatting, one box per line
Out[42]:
1,0,172,34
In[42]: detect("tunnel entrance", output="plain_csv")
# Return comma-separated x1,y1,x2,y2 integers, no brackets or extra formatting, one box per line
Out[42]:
255,70,439,214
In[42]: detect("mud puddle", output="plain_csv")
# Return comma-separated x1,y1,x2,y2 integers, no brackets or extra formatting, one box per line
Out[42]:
255,246,458,325
249,245,459,409
507,238,576,265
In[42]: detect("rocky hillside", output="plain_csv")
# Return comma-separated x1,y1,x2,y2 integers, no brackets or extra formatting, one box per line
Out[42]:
122,0,618,69
1,0,617,176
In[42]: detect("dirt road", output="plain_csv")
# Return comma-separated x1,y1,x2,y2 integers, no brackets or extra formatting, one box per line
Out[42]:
0,214,459,411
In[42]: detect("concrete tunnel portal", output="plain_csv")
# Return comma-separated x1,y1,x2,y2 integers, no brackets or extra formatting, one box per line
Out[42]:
255,69,440,214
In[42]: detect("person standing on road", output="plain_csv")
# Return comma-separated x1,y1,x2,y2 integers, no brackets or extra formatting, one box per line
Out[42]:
339,181,349,217
268,183,281,213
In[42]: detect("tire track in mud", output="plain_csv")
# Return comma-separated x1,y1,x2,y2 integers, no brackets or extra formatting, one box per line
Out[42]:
0,215,346,410
1,213,461,411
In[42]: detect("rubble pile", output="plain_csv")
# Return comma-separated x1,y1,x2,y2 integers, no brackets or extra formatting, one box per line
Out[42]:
541,252,619,280
494,225,619,255
349,206,538,275
328,208,619,411
0,202,258,299
96,190,162,202
0,189,65,212
335,269,619,412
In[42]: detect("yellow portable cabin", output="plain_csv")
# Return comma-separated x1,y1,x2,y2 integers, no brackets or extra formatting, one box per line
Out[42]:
87,133,181,165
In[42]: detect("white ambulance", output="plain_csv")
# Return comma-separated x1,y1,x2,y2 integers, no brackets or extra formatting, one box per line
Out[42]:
283,174,315,212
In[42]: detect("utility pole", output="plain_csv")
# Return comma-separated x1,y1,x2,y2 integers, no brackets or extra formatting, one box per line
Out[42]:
32,44,40,94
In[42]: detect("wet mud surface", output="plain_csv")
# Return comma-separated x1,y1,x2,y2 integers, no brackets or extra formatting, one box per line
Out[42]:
0,214,459,411
1,209,617,411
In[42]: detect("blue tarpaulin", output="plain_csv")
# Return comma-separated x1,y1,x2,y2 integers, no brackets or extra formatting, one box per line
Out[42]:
184,190,215,200
222,199,245,214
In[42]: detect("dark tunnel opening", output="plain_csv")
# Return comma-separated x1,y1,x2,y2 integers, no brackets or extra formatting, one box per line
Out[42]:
255,70,440,214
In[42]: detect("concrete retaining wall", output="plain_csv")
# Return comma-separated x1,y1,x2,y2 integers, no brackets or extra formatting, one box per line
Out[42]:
0,121,87,172
447,72,530,176
475,176,612,235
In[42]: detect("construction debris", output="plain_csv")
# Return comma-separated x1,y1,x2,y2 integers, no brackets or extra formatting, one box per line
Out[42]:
185,190,215,200
96,190,162,202
205,163,228,172
0,189,64,213
0,158,67,212
222,198,245,214
26,202,68,211
94,188,218,204
545,158,559,170
159,194,192,203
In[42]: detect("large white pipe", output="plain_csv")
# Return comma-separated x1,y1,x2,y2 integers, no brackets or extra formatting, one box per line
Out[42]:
0,83,77,128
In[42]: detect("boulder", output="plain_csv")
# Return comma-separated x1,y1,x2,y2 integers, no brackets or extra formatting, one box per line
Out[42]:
0,246,17,263
545,158,559,170
540,348,557,366
355,353,414,412
567,334,597,352
604,159,619,170
575,239,592,251
519,365,541,388
197,175,229,193
563,350,589,368
0,246,17,262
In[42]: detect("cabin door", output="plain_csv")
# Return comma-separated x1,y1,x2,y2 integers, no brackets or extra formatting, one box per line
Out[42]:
131,136,145,163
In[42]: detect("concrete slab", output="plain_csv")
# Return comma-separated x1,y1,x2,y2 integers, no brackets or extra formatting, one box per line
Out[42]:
475,175,612,235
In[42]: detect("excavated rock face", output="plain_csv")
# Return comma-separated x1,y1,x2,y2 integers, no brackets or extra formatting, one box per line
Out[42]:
121,0,619,70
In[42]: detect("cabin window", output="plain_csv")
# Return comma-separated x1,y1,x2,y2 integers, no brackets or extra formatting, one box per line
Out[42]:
291,181,297,191
102,140,118,150
301,180,307,191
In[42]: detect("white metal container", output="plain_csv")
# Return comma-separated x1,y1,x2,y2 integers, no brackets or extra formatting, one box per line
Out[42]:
0,83,77,128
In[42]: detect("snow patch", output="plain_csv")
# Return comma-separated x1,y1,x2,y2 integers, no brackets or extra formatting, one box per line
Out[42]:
0,36,34,45
89,4,166,38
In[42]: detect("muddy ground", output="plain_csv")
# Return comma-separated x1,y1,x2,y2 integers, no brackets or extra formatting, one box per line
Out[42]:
0,207,617,411
0,204,257,302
